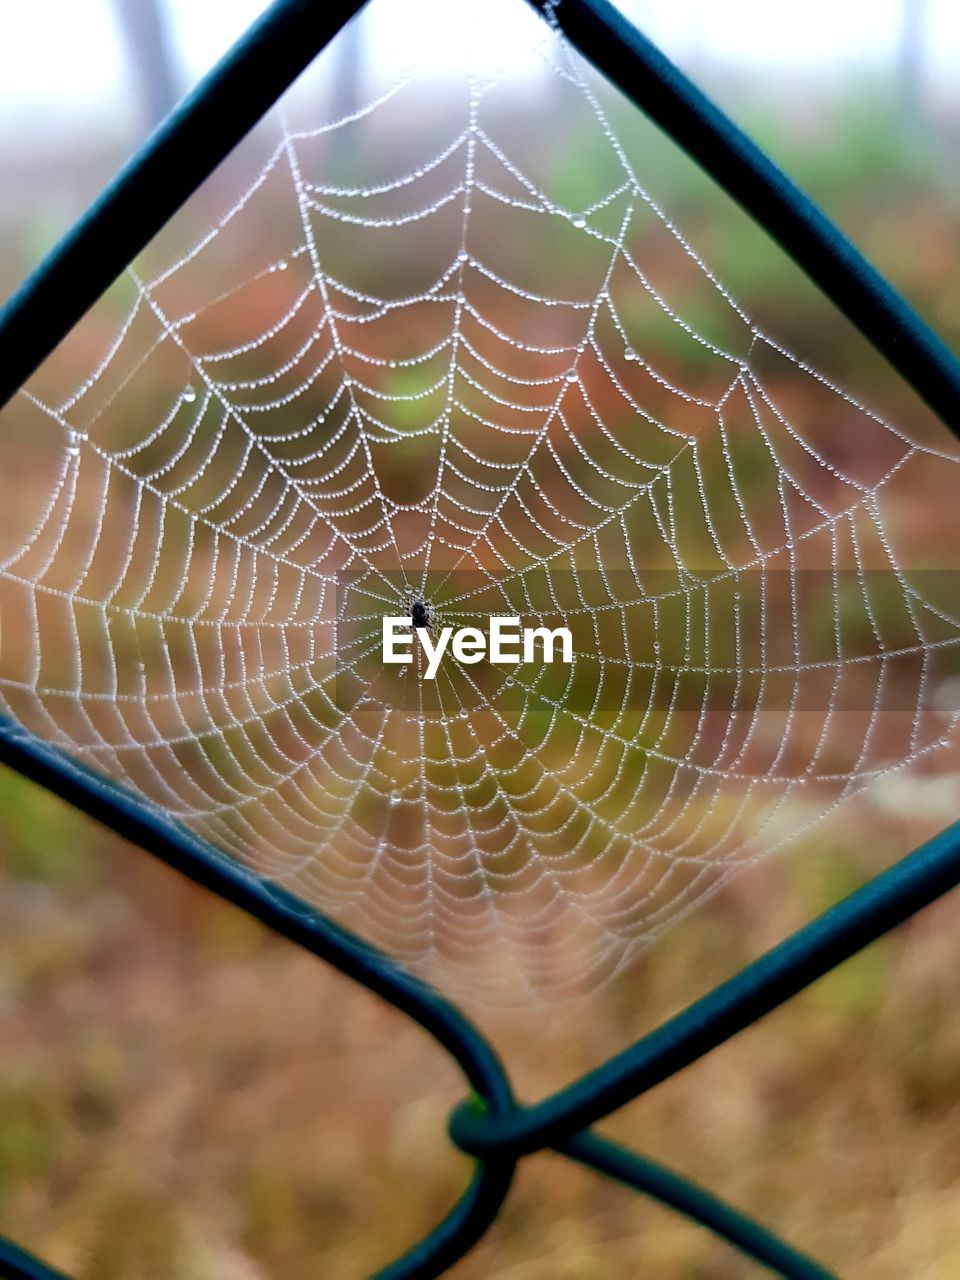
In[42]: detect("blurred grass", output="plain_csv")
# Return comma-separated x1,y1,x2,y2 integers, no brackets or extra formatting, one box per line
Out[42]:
1,66,960,1280
2,764,960,1277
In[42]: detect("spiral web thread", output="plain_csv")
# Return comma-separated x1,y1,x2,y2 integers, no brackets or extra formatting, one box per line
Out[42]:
2,0,960,1002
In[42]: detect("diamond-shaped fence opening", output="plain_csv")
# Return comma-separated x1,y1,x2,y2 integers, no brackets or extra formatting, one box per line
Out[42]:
1,1,960,1276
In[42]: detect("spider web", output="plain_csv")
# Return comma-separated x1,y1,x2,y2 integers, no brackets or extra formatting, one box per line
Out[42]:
2,0,960,1002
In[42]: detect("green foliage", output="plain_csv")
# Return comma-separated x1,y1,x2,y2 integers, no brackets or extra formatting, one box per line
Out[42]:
0,769,99,889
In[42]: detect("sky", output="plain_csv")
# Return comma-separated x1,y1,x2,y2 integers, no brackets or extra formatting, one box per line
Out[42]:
1,0,959,132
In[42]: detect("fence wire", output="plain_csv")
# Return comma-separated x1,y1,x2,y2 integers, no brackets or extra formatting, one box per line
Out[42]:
1,1,960,1276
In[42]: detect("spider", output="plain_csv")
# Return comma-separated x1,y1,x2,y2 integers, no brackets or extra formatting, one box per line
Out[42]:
409,598,432,630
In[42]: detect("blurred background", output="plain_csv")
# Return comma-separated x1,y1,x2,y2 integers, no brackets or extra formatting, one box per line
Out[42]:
2,1,960,1276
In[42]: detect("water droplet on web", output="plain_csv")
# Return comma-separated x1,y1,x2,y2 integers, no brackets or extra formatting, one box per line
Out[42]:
565,369,579,383
389,790,401,805
624,347,637,361
182,386,197,403
388,360,398,368
66,443,80,458
572,216,586,229
457,251,469,264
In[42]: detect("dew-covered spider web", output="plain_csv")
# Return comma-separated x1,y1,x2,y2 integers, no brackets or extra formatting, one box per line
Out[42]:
3,0,960,1002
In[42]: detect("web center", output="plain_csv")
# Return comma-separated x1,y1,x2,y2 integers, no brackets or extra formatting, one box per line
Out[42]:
410,598,431,629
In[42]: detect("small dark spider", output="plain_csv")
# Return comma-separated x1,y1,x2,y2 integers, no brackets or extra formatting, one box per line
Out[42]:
410,599,431,630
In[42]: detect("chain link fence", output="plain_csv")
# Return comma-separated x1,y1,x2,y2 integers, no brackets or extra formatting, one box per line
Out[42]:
1,1,960,1275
